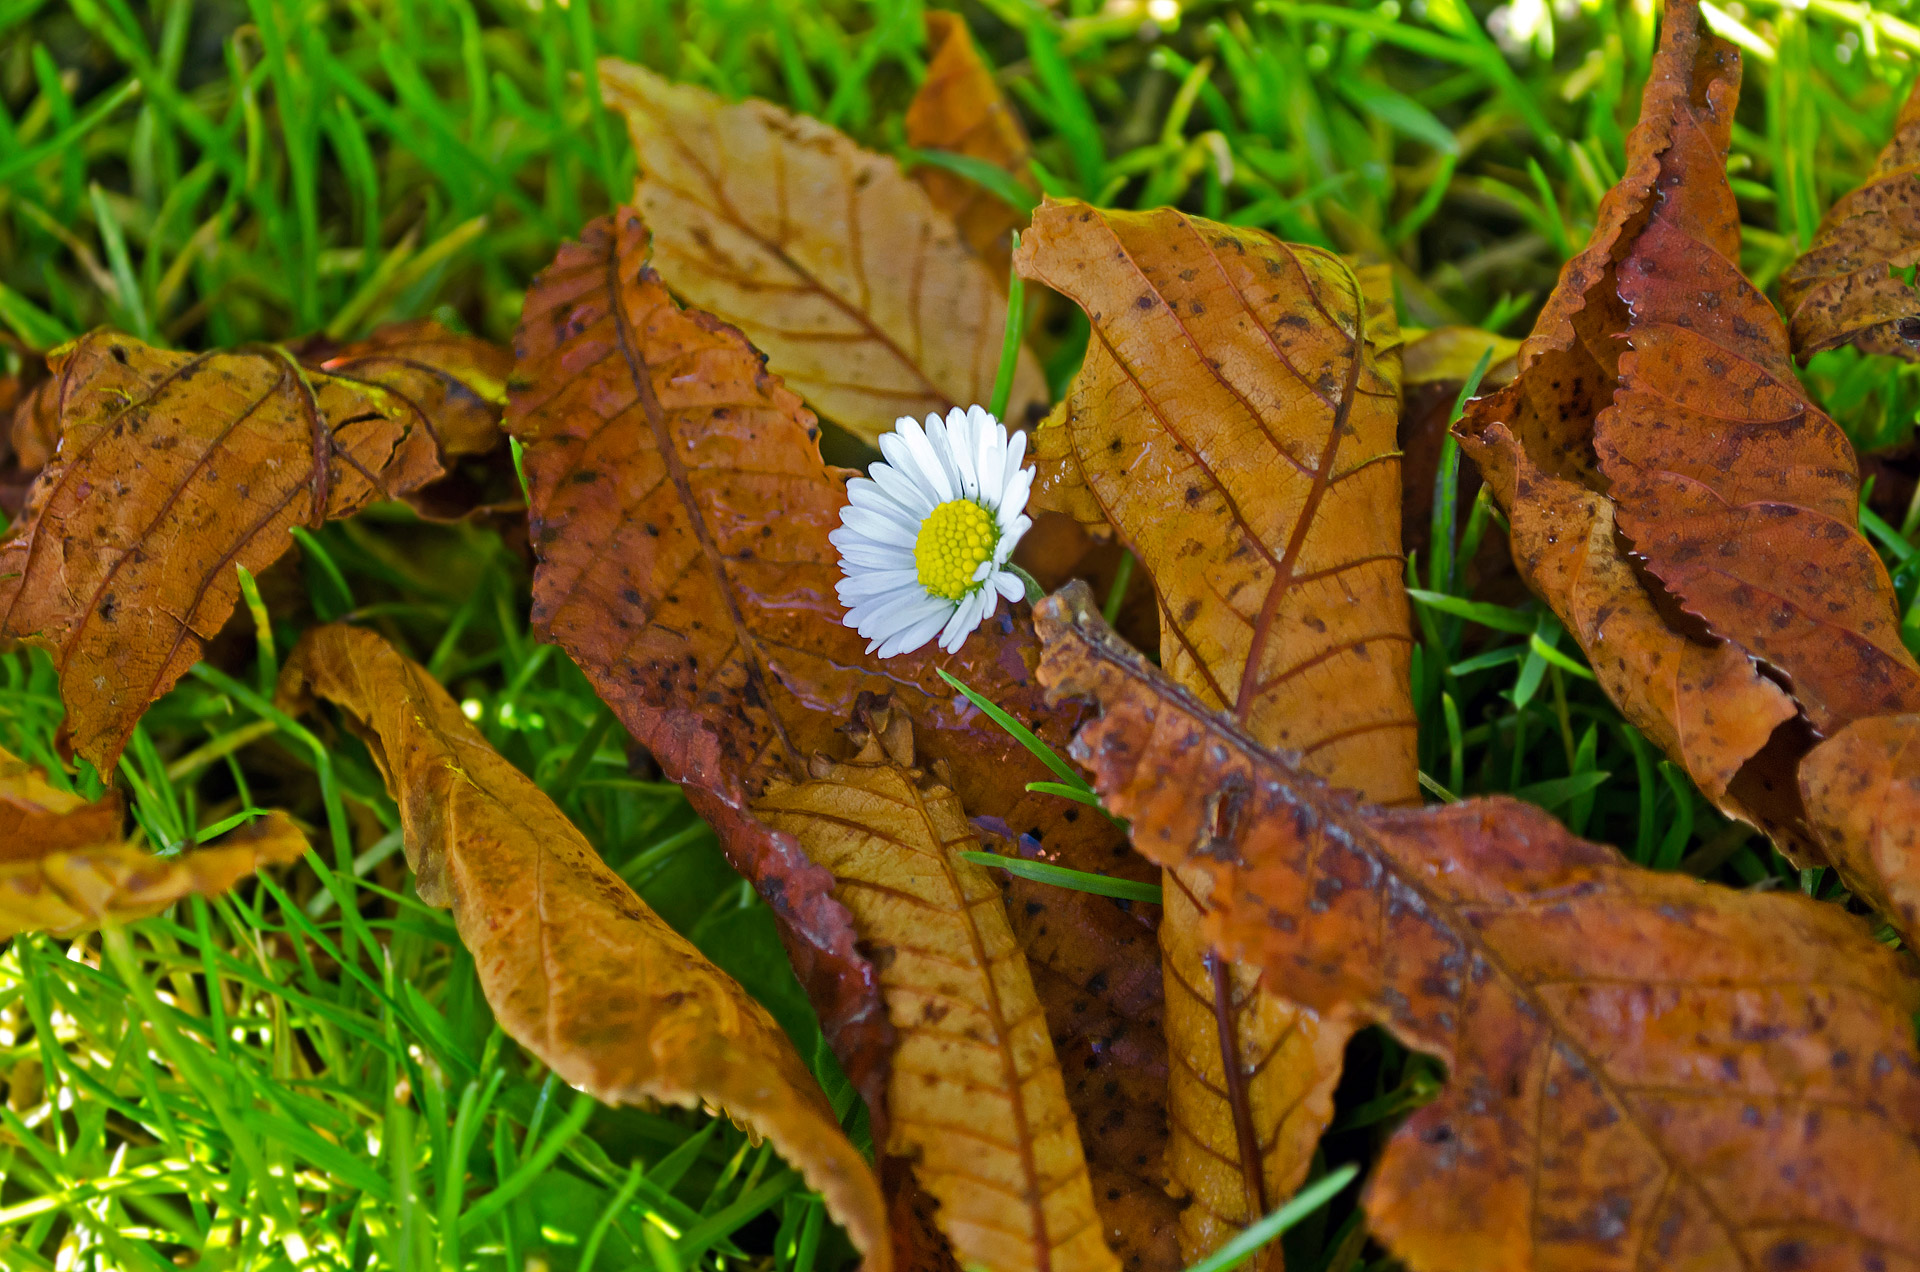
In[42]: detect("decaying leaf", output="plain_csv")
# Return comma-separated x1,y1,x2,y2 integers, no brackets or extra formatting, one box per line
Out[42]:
0,746,309,938
0,331,442,772
755,700,1119,1272
1591,45,1920,736
1781,78,1920,358
6,372,56,474
503,209,1167,1248
1398,326,1519,389
1456,0,1816,842
906,11,1034,277
1018,201,1409,1267
278,624,891,1271
1801,714,1920,941
599,60,1047,444
301,318,512,460
1037,582,1920,1272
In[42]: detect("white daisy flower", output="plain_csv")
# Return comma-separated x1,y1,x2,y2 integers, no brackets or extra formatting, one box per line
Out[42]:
831,405,1035,658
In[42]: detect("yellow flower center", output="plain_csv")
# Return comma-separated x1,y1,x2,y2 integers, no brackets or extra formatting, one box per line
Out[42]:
915,499,997,601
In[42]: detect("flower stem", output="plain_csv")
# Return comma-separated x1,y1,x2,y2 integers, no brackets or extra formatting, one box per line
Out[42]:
1008,563,1044,605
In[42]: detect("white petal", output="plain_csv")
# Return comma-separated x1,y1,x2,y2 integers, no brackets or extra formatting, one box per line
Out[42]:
897,418,956,504
870,461,935,517
994,570,1025,601
878,605,953,658
846,476,924,522
992,513,1032,565
849,590,943,635
945,407,981,500
977,584,1000,624
837,540,913,571
974,409,1005,507
923,413,967,500
938,589,989,653
838,569,922,602
839,505,919,547
877,432,941,505
1003,428,1027,477
998,466,1033,520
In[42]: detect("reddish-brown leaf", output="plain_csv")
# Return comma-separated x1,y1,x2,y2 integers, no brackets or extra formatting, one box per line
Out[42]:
1456,0,1833,853
501,210,1162,1234
0,332,442,772
1018,201,1409,1266
1037,582,1920,1272
6,371,57,474
599,61,1047,444
279,625,889,1270
906,11,1034,279
1591,53,1920,735
1781,79,1920,358
0,746,309,937
1801,715,1920,942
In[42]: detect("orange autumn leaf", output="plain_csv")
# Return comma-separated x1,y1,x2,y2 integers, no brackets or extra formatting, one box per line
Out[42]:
1456,0,1808,839
907,11,1035,278
7,371,57,474
1017,201,1410,1267
301,318,512,460
502,209,1165,1245
1590,43,1920,736
754,700,1119,1272
1036,582,1920,1272
0,747,309,938
1781,78,1920,359
278,624,890,1271
0,331,442,773
1801,715,1920,940
598,60,1047,443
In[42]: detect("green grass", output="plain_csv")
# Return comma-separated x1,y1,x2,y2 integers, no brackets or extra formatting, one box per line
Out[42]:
2,0,1918,1268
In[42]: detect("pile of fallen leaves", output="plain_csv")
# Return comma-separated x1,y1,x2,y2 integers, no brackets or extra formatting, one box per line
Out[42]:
6,4,1920,1269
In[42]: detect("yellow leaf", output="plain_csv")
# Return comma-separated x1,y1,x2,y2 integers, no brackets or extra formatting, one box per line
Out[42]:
599,61,1047,443
0,746,308,938
1018,201,1414,1268
755,703,1118,1272
277,625,890,1271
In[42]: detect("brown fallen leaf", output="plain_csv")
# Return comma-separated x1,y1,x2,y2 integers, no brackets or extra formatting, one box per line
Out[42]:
1455,0,1812,839
1591,48,1920,736
277,624,890,1271
1036,582,1920,1272
906,11,1034,279
0,332,442,772
504,210,1170,1252
598,60,1047,444
1801,714,1920,941
6,372,56,474
1018,201,1410,1267
755,700,1119,1272
301,318,512,460
0,746,309,937
1781,79,1920,358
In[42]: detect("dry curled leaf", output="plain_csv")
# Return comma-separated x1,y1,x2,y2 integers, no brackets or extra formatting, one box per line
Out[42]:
301,318,512,460
1456,0,1812,845
7,372,57,474
0,331,442,772
503,210,1161,1236
0,747,308,938
1591,48,1920,737
755,700,1119,1272
906,11,1034,278
1037,582,1920,1272
278,624,890,1271
1801,714,1920,941
1018,201,1410,1266
1398,326,1519,389
1781,79,1920,359
599,60,1047,443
